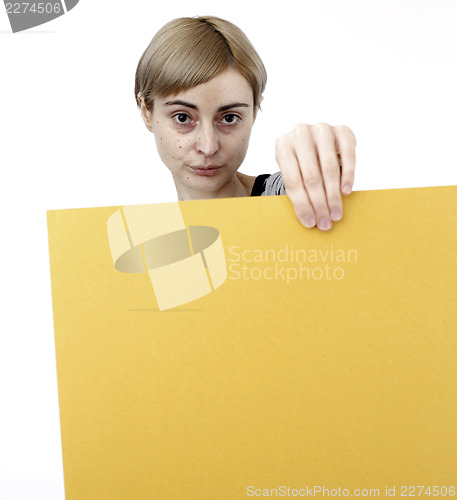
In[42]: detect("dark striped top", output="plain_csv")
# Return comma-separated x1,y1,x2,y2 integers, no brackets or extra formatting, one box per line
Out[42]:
250,171,286,196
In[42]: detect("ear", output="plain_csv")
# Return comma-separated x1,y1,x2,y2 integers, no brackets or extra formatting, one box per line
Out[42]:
138,94,154,133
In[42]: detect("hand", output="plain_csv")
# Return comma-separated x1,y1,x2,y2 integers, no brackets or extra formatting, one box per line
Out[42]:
275,123,356,231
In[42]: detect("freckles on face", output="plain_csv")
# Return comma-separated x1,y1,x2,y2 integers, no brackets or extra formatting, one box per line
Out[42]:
148,68,257,190
155,131,208,180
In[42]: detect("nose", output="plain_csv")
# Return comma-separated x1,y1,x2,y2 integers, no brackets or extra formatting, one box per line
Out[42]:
195,122,220,157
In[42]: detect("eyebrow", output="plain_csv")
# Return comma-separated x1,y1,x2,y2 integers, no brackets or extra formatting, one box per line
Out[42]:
164,100,250,112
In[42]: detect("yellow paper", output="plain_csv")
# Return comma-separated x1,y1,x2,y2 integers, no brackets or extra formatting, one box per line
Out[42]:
106,204,226,310
47,187,457,499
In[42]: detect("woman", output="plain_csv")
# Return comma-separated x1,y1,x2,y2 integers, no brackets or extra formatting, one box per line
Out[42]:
135,16,356,231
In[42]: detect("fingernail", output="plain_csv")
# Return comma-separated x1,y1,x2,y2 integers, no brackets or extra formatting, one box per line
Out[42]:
331,209,342,221
342,184,352,195
318,218,332,231
303,216,315,228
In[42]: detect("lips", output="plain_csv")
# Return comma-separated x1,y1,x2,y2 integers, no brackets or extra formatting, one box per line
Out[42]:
188,165,222,177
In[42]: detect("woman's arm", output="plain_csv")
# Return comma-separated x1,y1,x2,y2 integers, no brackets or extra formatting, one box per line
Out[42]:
275,123,356,231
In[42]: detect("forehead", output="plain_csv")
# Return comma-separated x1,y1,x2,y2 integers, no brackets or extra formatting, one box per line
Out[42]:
159,68,254,108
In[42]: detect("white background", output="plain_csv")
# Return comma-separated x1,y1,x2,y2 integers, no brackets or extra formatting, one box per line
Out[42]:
1,1,456,498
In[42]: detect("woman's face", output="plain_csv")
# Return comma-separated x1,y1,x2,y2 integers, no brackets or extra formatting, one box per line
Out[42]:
141,68,258,198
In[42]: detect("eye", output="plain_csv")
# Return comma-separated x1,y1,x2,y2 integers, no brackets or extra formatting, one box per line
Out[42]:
172,113,192,125
220,114,241,125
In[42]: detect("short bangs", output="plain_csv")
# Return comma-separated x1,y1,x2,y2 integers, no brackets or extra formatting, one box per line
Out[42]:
135,17,267,111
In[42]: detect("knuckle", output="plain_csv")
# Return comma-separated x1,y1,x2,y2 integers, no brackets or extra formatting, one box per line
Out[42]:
302,172,322,188
293,202,313,220
274,136,287,155
336,125,357,144
313,122,332,134
321,159,340,175
283,175,304,192
334,124,350,134
328,194,342,207
314,208,330,221
312,197,330,211
274,138,289,161
293,123,311,137
341,147,356,163
275,135,287,148
342,171,355,184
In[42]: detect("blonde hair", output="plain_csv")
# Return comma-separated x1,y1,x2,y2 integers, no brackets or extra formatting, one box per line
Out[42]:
135,16,267,111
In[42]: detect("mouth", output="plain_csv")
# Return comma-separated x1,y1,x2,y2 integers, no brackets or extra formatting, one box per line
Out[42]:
188,165,222,177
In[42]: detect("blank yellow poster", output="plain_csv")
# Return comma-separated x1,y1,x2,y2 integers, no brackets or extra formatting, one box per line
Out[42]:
47,186,457,499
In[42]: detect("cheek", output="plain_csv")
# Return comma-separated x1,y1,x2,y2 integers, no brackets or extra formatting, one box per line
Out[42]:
154,132,188,163
227,130,251,161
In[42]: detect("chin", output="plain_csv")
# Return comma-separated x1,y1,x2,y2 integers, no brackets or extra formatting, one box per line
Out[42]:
184,174,230,197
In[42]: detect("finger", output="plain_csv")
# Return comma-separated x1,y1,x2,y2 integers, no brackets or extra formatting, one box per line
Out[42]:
313,123,343,221
275,137,317,228
290,125,332,231
334,125,356,195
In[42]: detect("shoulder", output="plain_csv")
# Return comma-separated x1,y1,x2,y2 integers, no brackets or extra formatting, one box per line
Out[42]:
236,172,257,195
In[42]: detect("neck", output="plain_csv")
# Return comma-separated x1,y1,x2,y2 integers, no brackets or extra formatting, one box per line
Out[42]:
174,172,254,201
